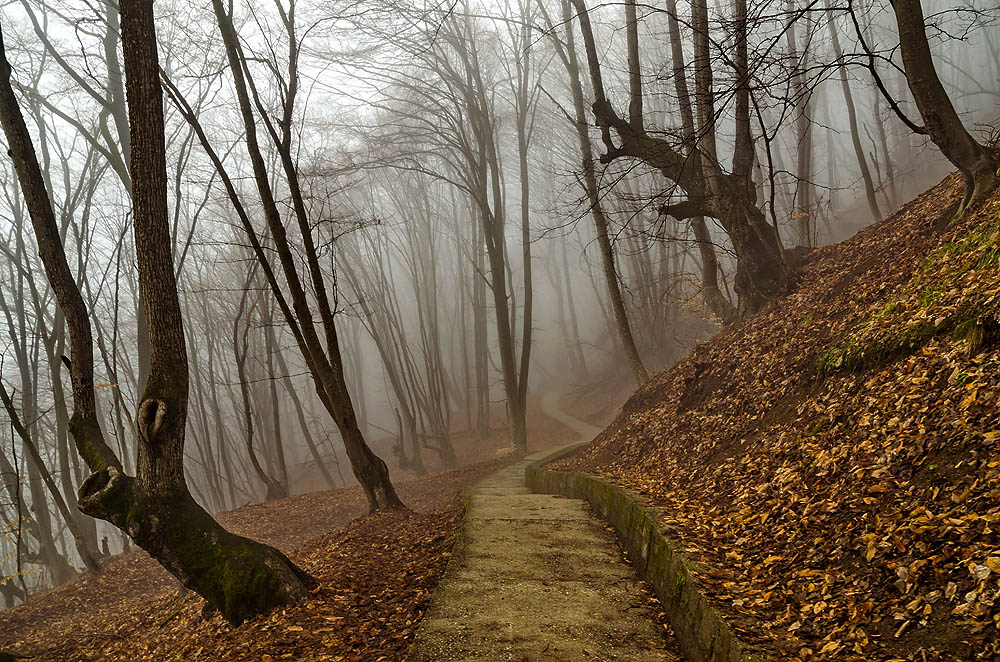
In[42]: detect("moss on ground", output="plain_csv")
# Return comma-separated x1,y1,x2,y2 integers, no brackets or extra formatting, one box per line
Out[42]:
821,209,1000,373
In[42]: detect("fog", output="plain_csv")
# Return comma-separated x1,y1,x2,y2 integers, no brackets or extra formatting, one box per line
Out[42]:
0,0,997,605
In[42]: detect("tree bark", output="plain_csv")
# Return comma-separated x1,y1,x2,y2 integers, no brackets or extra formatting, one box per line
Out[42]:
892,0,997,216
0,3,313,625
555,0,649,384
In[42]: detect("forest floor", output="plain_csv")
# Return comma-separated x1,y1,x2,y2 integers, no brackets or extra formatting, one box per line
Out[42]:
407,392,680,661
557,172,1000,661
11,178,993,662
0,405,582,661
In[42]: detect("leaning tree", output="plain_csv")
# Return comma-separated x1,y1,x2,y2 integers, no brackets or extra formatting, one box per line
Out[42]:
889,0,997,218
156,0,404,508
568,0,790,316
0,0,313,625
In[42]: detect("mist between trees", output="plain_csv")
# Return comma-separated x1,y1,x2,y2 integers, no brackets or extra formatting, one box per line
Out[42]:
0,0,996,621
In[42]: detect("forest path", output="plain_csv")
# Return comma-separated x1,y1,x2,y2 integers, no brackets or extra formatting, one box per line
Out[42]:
406,393,681,661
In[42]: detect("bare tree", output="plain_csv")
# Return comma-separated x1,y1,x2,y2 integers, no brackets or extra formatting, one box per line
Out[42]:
0,0,313,624
541,0,650,383
569,0,788,316
890,0,997,218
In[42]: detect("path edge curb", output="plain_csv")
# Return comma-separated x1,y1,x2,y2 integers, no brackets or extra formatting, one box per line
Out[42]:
525,443,761,662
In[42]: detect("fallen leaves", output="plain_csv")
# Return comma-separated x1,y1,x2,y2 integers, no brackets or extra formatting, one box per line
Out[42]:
0,458,515,661
559,174,1000,660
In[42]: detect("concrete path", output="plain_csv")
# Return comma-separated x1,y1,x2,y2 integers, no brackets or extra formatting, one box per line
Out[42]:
407,394,681,662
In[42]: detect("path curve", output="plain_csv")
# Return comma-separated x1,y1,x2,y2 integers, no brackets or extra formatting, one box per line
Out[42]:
539,390,603,442
406,393,680,661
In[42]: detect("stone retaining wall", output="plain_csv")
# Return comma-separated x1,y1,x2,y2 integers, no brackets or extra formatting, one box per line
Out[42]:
525,443,760,662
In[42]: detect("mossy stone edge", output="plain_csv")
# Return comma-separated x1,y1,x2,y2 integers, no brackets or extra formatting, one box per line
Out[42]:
525,443,762,662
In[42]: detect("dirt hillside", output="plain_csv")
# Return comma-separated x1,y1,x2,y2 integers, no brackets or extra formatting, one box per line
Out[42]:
559,172,1000,661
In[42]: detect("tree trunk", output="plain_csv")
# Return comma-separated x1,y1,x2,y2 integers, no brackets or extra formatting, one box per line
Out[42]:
208,0,402,510
692,0,718,164
481,196,529,452
892,0,997,216
233,286,286,501
558,0,648,384
787,0,813,247
514,17,534,448
471,210,490,439
870,75,899,211
0,382,100,574
664,0,737,324
0,2,313,625
262,300,290,495
827,4,881,222
560,241,589,377
456,35,529,454
570,0,787,316
274,348,339,490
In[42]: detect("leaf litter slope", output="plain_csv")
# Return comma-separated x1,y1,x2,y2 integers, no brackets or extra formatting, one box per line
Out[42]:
0,409,578,662
558,172,1000,661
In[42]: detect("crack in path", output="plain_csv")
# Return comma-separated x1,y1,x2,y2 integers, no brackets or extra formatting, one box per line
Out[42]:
406,393,682,661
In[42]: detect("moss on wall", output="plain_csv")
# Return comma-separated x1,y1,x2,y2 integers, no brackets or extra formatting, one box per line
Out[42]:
526,445,760,662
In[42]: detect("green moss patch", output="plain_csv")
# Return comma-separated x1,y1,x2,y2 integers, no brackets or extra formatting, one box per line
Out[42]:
822,210,1000,373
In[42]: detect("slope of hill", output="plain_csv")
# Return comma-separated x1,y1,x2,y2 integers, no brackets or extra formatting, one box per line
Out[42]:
558,173,1000,661
0,408,578,662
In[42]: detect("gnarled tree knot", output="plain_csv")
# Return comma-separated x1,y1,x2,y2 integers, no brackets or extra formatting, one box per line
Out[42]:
138,398,167,447
78,465,134,529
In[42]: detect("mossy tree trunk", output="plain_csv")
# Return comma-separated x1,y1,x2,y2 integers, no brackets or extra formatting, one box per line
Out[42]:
892,0,997,217
79,470,312,624
0,0,312,626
